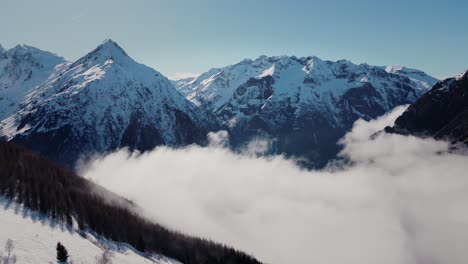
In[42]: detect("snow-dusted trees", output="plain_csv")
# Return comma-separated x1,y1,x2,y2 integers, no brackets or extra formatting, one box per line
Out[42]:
1,239,17,264
95,249,114,264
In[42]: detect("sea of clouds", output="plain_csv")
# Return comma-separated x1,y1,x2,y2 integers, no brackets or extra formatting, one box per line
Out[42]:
81,106,468,264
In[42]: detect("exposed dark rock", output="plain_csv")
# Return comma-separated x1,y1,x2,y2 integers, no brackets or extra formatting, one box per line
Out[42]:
386,71,468,144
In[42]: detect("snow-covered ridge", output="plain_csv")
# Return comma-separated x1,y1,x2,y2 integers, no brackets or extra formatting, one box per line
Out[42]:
0,43,70,119
384,65,439,88
426,70,468,93
176,55,438,124
174,55,439,167
456,70,468,80
0,39,219,168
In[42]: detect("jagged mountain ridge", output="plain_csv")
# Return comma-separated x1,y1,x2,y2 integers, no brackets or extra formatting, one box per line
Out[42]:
175,56,438,167
0,43,69,119
0,40,219,168
0,40,440,168
385,70,468,144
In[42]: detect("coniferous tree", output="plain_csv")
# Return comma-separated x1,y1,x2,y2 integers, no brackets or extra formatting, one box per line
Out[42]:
0,141,262,264
136,235,146,253
56,242,69,263
95,249,114,264
2,238,17,264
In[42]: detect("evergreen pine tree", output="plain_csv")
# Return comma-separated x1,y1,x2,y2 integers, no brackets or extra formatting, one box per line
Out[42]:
56,242,69,263
136,235,146,253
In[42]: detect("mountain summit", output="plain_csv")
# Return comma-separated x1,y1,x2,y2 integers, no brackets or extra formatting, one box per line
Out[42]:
0,40,219,168
74,39,129,65
0,44,69,119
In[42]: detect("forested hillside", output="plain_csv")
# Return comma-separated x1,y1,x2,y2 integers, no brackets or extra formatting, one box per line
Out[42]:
0,140,261,264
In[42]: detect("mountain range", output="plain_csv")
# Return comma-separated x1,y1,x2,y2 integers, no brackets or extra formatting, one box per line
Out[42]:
0,39,467,264
0,40,218,168
175,56,438,167
0,39,445,168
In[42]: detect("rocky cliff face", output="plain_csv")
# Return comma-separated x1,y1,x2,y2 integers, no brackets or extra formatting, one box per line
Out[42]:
176,56,438,167
386,70,468,145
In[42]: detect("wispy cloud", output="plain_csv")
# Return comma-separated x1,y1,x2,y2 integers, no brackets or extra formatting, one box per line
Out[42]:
167,72,199,80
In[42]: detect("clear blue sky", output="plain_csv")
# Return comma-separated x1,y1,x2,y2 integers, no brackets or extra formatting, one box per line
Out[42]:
1,0,467,79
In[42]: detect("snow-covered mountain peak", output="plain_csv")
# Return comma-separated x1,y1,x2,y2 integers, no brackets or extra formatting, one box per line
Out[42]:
385,65,405,73
174,55,439,167
385,65,427,76
384,65,439,88
0,43,68,90
73,39,131,68
7,44,52,60
2,43,67,68
456,70,468,81
59,39,174,93
96,38,128,57
0,43,69,119
1,40,219,168
22,39,194,113
176,55,438,115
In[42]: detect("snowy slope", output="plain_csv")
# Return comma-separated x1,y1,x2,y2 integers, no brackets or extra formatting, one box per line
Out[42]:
0,40,219,168
175,55,438,167
170,77,197,97
0,43,69,119
384,65,439,89
0,197,177,264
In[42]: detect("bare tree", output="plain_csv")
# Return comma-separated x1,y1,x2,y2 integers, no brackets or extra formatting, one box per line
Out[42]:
2,239,17,264
95,249,114,264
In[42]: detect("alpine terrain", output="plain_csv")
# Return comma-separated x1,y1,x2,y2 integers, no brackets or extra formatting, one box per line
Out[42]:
385,70,468,145
175,56,438,167
0,43,69,119
0,40,219,168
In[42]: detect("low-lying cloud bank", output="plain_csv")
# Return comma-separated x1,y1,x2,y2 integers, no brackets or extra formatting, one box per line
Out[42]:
81,106,468,264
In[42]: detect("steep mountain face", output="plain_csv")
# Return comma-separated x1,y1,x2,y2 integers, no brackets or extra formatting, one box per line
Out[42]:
171,76,197,97
0,44,69,119
0,40,219,168
385,70,468,144
176,56,437,167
